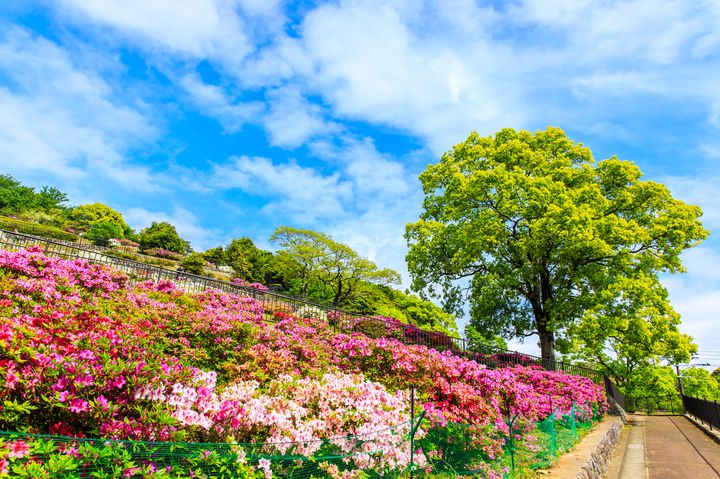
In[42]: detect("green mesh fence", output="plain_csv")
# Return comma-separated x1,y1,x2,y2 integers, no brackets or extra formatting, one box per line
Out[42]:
0,405,600,479
0,419,414,479
416,402,599,478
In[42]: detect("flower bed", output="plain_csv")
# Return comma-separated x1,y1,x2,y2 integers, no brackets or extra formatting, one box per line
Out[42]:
0,247,607,478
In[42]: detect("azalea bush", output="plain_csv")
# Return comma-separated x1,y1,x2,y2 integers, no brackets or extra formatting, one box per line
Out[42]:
0,247,607,478
142,248,182,260
231,278,270,292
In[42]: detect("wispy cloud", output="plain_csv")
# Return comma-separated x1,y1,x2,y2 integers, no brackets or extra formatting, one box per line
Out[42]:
210,156,353,223
0,27,159,190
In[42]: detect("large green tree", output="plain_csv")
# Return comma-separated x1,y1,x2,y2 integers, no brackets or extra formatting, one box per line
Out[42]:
70,203,131,237
270,226,401,306
137,221,190,254
406,127,707,366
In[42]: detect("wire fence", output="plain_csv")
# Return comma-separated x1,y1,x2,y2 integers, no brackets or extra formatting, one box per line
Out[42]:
0,419,415,479
0,400,597,479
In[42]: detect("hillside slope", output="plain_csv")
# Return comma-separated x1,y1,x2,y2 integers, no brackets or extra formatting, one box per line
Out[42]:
0,247,606,478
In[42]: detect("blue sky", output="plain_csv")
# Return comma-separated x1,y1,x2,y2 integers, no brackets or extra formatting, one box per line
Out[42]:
1,0,720,363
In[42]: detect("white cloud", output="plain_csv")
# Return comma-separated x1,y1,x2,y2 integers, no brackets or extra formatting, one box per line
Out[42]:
55,0,253,63
211,156,353,223
509,0,714,65
263,86,337,148
298,0,522,153
310,137,412,198
178,73,264,133
0,27,158,189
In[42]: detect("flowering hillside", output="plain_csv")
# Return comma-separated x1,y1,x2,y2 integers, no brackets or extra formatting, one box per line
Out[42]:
0,247,606,478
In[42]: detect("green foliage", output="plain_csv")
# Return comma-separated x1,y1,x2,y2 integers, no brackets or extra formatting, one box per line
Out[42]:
104,250,138,261
570,273,697,386
406,127,707,366
226,238,273,282
137,221,190,254
86,221,124,246
0,216,78,241
180,252,207,276
624,365,678,398
271,226,401,306
464,325,508,353
0,175,69,215
0,175,36,214
203,246,228,266
36,186,69,211
681,367,720,400
70,203,130,236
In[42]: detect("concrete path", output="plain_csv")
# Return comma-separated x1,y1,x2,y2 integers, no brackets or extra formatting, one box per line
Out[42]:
607,415,720,479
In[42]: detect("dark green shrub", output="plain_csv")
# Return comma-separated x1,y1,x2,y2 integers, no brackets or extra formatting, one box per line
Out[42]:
180,252,207,275
86,221,123,246
137,222,190,254
104,250,139,261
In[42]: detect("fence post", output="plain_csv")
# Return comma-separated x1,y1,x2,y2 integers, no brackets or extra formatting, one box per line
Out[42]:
410,386,415,479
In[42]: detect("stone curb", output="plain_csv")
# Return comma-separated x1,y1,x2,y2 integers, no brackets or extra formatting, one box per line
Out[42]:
684,413,720,445
574,415,627,479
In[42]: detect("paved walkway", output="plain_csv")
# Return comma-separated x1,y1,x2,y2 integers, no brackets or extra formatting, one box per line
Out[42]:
608,415,720,479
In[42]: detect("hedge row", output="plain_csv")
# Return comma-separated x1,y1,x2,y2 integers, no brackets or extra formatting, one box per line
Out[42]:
0,216,79,241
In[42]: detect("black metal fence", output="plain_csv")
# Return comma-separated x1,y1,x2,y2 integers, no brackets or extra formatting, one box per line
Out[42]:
0,229,611,389
604,376,626,410
683,395,720,429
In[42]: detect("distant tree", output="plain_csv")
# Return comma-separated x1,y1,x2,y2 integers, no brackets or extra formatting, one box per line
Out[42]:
180,252,207,276
203,246,228,266
681,367,720,400
86,221,123,246
0,174,37,214
570,273,697,386
226,238,273,283
271,226,401,306
70,203,129,237
35,186,69,211
465,325,509,353
137,221,190,254
406,127,707,367
389,289,458,335
625,365,679,398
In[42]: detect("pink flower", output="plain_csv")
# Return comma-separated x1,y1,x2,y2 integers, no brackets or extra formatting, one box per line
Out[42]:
69,398,89,413
0,459,8,475
4,370,18,389
8,440,29,458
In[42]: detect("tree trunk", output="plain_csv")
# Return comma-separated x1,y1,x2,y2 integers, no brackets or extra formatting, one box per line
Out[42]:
537,320,556,371
332,277,343,306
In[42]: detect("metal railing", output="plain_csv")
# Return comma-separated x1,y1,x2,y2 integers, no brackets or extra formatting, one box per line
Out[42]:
604,376,626,410
683,395,720,429
0,228,609,387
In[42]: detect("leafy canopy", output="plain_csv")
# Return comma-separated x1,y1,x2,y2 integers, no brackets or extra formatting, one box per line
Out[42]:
406,127,707,364
270,226,401,306
0,175,69,214
71,203,130,237
137,221,190,254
